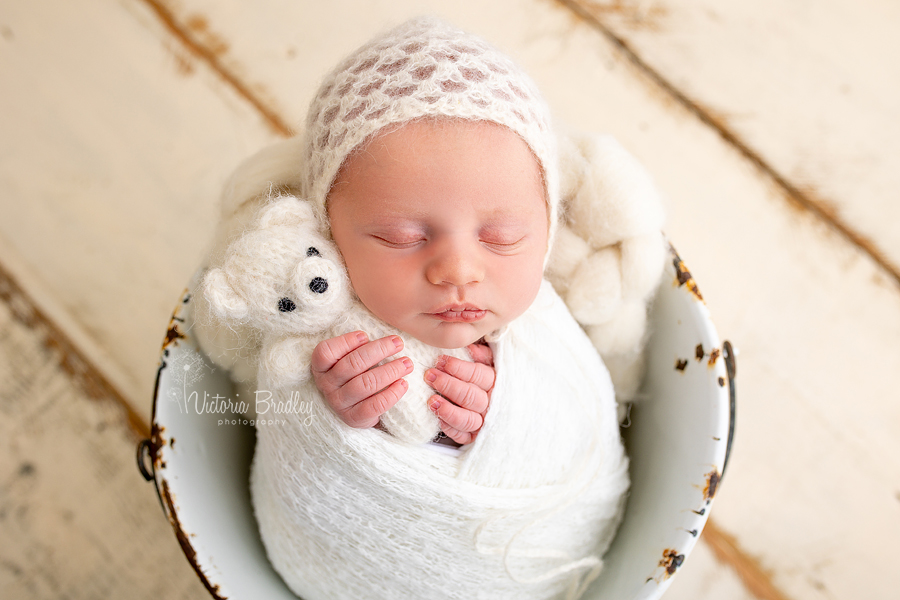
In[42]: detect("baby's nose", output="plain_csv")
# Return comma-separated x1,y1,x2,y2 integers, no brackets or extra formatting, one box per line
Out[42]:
425,243,485,287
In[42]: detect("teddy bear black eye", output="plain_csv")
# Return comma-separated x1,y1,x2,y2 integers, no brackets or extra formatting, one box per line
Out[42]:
309,277,328,294
306,247,320,257
278,297,297,312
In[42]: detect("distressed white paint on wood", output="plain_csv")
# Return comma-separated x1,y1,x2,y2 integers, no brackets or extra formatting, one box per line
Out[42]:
0,0,278,423
0,1,899,599
0,297,208,599
568,0,900,273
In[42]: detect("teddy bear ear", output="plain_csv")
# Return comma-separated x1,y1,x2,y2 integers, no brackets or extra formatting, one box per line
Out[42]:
258,197,316,229
203,268,249,321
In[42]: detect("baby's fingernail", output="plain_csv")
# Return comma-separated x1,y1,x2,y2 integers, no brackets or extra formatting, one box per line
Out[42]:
430,399,441,411
425,370,437,383
435,355,447,369
356,332,368,343
392,336,403,350
399,379,408,389
402,358,413,370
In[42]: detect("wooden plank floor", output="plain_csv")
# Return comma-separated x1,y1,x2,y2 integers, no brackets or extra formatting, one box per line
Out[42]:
1,1,898,598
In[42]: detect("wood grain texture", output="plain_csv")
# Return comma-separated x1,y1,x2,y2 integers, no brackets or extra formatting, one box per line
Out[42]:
562,0,900,283
0,0,277,423
0,289,207,599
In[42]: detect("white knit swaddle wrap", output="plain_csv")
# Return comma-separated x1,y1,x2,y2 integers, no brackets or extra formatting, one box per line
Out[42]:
252,281,629,599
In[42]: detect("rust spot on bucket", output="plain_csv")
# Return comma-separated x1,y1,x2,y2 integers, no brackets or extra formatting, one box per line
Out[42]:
659,548,685,578
151,423,166,447
695,344,704,361
718,376,726,387
160,480,226,599
708,348,721,367
150,423,167,469
163,323,185,350
675,358,688,371
673,255,704,302
704,468,721,501
162,291,190,350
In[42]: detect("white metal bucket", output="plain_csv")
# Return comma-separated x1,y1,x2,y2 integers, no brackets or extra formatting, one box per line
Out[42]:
138,246,735,600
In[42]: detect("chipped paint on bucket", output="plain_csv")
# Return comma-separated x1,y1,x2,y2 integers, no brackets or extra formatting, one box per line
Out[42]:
583,246,734,599
140,246,735,599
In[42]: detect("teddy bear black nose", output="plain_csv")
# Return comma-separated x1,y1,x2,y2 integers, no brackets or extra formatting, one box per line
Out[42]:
309,277,328,294
306,247,320,257
278,297,296,312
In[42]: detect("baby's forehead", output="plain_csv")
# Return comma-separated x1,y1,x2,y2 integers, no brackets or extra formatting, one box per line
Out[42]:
362,203,534,224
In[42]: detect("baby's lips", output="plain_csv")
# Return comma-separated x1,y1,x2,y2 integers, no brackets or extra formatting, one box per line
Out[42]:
430,308,487,323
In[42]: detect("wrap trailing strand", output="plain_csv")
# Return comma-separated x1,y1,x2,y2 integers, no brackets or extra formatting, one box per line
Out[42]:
252,281,629,600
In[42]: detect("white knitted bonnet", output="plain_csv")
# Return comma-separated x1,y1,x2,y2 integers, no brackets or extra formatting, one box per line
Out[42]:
300,16,559,246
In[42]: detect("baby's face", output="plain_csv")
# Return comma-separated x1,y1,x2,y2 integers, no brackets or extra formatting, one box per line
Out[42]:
327,119,548,349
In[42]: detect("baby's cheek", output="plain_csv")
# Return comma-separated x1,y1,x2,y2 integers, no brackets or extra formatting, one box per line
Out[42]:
508,259,544,311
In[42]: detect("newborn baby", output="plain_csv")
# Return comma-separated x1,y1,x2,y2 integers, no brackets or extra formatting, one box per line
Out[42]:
198,16,662,600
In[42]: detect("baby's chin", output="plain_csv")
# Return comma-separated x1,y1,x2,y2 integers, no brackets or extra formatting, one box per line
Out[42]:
405,321,490,350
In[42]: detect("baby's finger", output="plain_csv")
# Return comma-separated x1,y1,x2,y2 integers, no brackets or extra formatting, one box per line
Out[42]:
327,335,405,388
429,395,483,434
334,357,414,412
466,343,494,367
342,379,408,429
435,355,495,394
438,421,476,446
310,331,369,376
425,367,489,414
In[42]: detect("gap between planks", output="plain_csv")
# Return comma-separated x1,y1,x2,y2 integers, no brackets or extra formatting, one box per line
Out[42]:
0,261,150,441
141,0,293,137
557,0,900,291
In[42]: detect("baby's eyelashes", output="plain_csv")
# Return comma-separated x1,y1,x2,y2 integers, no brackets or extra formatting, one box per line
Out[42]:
371,233,426,248
480,235,527,253
374,235,426,248
369,227,528,252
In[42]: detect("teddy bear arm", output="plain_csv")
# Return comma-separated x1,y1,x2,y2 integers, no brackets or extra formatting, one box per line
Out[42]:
259,336,318,391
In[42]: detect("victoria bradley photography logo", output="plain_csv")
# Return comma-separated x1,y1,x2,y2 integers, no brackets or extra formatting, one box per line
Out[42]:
166,348,315,426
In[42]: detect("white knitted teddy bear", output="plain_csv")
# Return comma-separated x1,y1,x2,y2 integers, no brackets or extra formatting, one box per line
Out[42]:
202,196,469,444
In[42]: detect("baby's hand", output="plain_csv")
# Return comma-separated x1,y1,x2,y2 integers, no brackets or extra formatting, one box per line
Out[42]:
310,331,413,429
425,343,495,445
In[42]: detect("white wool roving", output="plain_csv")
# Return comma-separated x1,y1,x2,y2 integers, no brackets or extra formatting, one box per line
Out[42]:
202,197,469,444
547,132,667,404
251,280,629,600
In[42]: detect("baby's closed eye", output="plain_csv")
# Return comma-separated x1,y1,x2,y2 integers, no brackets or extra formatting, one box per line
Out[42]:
479,228,527,252
372,232,426,248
